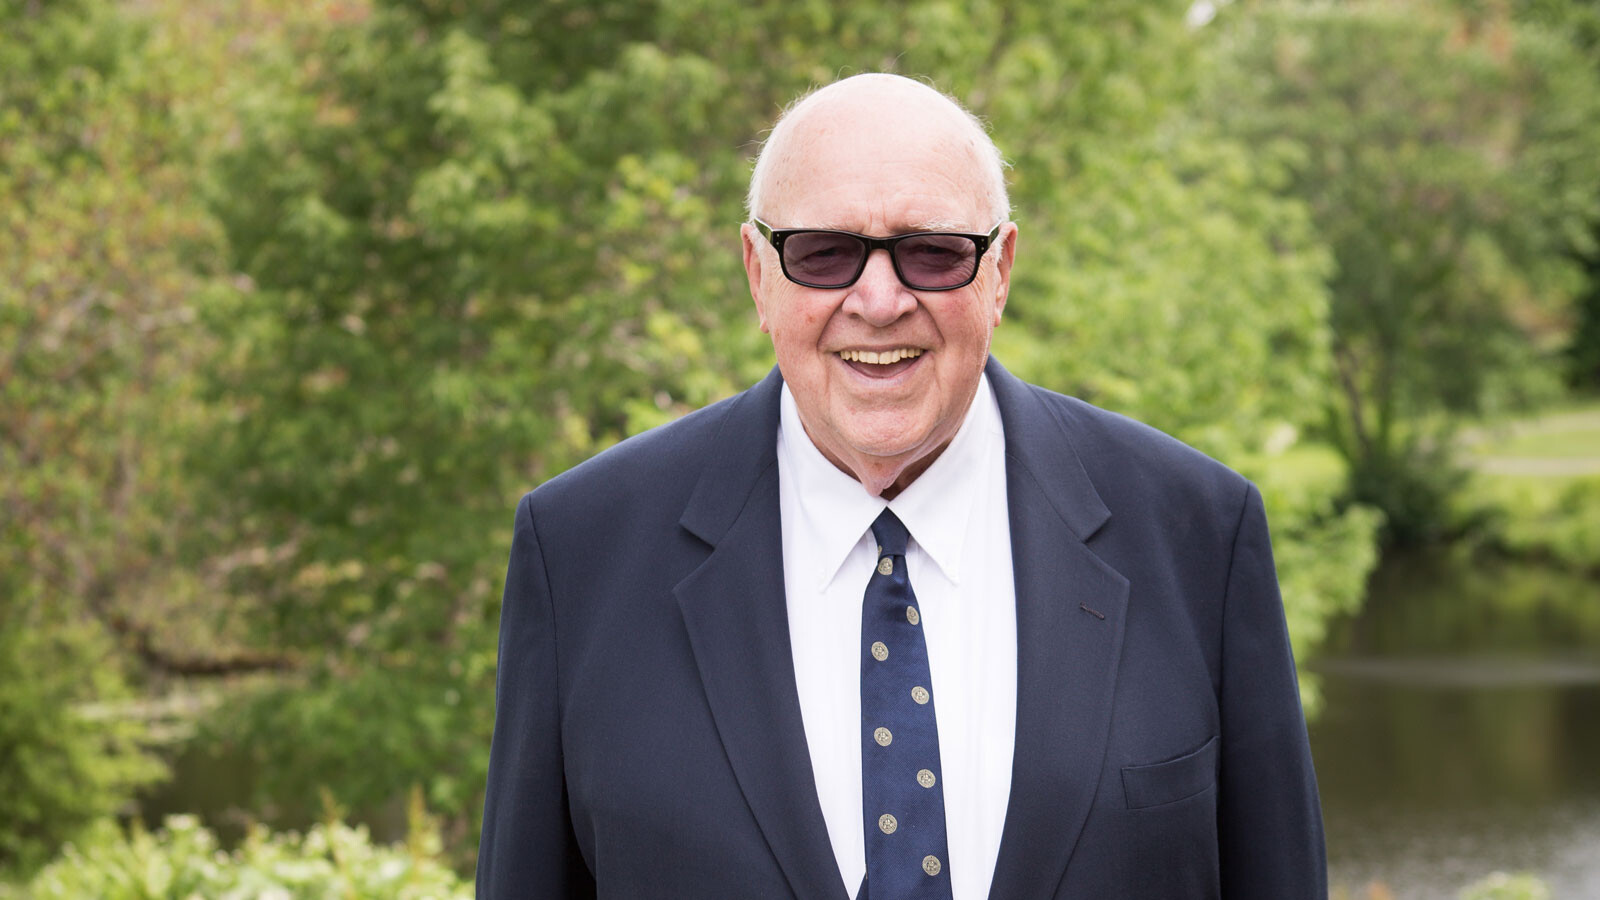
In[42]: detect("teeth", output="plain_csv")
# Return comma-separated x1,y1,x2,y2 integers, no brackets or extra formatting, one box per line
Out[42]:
839,348,923,364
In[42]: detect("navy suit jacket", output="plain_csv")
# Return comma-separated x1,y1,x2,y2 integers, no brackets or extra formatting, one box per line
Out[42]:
476,358,1327,899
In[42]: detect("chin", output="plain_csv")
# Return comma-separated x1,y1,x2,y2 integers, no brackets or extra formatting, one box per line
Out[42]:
842,425,940,465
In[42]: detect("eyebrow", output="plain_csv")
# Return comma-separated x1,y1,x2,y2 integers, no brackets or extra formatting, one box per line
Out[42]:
908,218,969,232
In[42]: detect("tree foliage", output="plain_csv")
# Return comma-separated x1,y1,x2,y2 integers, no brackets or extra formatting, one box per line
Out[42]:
1513,0,1600,388
1205,0,1600,541
0,0,204,872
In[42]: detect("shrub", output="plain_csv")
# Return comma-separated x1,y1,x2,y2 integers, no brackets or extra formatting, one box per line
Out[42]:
5,807,470,900
1457,473,1600,572
0,623,163,877
1459,871,1551,900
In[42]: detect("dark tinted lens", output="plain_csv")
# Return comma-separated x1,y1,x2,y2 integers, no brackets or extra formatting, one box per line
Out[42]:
894,234,979,288
782,232,866,286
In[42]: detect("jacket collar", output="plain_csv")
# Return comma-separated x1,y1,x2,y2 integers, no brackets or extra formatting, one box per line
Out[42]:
680,358,1111,544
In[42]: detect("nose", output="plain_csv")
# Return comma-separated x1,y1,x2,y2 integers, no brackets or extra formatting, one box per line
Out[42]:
843,248,917,327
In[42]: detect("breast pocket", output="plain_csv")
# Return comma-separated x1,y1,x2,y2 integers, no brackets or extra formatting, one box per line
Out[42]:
1121,735,1219,810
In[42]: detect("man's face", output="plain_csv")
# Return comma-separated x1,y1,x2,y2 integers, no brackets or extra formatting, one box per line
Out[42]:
742,97,1016,496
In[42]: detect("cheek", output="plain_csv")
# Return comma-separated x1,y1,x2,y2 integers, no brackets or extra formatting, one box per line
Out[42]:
799,299,836,330
940,303,997,353
776,300,841,348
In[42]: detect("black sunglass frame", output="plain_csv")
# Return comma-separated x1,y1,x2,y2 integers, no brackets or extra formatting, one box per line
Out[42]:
752,218,1004,291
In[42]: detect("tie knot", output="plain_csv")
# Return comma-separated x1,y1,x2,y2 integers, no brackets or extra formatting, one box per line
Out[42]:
870,508,910,557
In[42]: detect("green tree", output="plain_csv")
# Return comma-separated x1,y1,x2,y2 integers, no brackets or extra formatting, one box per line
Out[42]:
1570,253,1600,385
1511,0,1600,388
1205,0,1600,542
0,0,205,873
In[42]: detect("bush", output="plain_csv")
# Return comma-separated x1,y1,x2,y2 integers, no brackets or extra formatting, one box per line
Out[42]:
1345,444,1471,547
5,805,470,900
1457,474,1600,572
0,623,163,877
1459,871,1551,900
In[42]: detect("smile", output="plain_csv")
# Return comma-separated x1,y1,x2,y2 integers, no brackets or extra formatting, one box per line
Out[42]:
837,348,924,364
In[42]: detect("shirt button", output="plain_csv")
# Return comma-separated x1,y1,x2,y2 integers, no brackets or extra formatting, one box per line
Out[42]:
911,685,929,705
917,769,936,788
878,813,898,834
874,727,892,746
877,557,894,576
870,641,889,661
905,605,920,625
922,855,942,876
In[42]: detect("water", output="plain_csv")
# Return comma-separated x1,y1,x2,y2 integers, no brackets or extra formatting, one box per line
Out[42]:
1309,553,1600,898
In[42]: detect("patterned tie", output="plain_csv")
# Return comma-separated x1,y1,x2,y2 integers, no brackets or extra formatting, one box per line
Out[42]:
860,509,953,900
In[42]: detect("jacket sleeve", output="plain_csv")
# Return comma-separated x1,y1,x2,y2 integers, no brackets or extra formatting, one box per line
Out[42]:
476,493,596,898
1217,483,1329,899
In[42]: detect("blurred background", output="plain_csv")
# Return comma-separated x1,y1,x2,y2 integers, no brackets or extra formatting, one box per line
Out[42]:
3,0,1598,897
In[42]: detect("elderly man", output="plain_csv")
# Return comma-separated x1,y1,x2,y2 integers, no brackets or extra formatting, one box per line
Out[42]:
476,74,1326,899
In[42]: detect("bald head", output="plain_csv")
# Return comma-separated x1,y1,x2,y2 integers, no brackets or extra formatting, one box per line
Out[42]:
746,74,1010,227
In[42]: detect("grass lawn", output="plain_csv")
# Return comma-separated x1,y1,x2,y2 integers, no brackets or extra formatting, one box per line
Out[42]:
1490,426,1600,459
1463,400,1600,471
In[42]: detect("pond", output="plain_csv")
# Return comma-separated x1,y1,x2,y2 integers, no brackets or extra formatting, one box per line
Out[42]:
1309,552,1600,898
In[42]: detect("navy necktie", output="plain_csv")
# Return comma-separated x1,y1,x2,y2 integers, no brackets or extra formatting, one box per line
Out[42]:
860,509,953,900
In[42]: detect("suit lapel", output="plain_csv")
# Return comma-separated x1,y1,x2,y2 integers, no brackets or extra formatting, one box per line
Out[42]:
674,369,850,900
985,359,1131,898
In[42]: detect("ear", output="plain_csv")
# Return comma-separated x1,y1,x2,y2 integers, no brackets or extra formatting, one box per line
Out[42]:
741,223,771,333
990,222,1017,326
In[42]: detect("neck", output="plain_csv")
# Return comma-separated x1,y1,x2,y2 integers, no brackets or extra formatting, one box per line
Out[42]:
821,441,952,500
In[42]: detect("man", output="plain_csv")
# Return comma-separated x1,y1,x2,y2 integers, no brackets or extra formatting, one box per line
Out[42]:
477,74,1326,899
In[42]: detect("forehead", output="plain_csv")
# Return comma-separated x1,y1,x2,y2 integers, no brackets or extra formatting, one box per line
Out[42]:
762,96,990,232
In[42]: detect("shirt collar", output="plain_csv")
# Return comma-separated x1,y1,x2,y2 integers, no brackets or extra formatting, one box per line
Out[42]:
777,386,886,592
777,373,999,591
886,373,997,586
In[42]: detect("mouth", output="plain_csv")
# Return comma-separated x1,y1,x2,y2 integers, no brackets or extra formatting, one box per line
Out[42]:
836,347,924,378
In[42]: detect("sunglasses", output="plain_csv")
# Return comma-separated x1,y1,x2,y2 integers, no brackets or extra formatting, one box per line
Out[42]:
753,219,1003,291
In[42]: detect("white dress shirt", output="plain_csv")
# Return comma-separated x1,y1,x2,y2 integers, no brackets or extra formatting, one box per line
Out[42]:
777,374,1017,900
